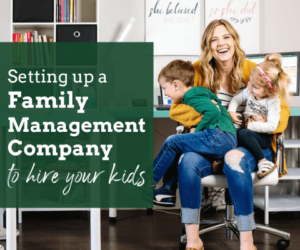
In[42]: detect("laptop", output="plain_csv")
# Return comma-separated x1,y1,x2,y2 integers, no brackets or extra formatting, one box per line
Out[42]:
155,86,172,110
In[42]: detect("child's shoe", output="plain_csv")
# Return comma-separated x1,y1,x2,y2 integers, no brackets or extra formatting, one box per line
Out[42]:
153,185,176,207
257,161,277,179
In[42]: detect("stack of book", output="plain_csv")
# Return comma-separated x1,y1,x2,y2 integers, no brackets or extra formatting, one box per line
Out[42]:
57,0,78,23
12,31,54,66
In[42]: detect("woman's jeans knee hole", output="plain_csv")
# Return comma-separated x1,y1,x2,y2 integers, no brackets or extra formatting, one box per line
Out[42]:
225,150,245,173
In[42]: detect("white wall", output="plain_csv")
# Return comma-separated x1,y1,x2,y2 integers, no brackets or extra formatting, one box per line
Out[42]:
260,0,300,53
0,0,11,42
97,0,300,104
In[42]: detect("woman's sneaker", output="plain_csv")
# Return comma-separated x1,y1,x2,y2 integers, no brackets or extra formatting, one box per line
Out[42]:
153,186,176,207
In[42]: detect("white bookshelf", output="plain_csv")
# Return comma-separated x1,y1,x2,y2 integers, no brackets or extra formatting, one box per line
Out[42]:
10,0,100,223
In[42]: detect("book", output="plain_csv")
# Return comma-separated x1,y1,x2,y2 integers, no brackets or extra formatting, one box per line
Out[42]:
74,0,77,23
70,0,74,23
27,32,33,66
61,0,64,22
49,38,54,66
21,35,26,65
64,0,67,22
56,0,59,22
66,0,70,23
38,35,44,66
13,33,20,42
26,31,32,42
12,33,20,65
34,31,40,66
31,37,35,66
42,35,51,66
58,0,61,23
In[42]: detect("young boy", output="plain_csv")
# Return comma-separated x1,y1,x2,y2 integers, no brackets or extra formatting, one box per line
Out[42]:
153,60,237,206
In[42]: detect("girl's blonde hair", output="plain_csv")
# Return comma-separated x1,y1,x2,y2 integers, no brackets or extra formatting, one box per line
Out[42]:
199,19,245,94
251,54,291,103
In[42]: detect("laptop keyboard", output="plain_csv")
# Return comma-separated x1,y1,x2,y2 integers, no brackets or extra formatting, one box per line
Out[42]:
155,105,171,110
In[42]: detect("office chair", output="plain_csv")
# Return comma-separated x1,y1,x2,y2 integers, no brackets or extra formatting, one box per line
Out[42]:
179,135,290,250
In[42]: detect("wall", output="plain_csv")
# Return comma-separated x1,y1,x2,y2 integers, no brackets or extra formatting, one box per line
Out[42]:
260,0,300,53
0,0,11,42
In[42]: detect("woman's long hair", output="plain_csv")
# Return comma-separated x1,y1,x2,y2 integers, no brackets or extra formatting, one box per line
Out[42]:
199,19,246,94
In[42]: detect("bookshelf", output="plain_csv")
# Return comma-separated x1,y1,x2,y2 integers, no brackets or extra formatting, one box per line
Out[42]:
12,0,99,42
10,0,100,223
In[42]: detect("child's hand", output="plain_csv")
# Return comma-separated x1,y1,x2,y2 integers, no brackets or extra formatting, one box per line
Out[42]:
245,118,254,128
190,127,196,133
251,113,267,123
228,111,243,125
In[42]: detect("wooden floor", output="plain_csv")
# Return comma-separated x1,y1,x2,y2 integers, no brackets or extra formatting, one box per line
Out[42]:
0,208,299,250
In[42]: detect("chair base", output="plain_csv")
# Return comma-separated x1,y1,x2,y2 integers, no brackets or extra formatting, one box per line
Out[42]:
180,204,291,250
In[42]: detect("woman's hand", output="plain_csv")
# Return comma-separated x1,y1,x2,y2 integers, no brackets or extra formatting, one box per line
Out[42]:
228,111,243,125
251,113,267,123
211,100,220,110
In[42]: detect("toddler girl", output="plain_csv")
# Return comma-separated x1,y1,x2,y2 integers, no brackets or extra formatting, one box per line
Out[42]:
228,54,291,179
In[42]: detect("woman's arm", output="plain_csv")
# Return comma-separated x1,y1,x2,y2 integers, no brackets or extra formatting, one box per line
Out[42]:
169,103,203,128
272,96,290,134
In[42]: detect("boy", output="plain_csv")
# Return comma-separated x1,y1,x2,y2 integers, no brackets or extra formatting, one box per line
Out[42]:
153,60,237,206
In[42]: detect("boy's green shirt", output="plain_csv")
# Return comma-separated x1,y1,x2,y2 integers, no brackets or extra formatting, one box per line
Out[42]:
181,86,236,135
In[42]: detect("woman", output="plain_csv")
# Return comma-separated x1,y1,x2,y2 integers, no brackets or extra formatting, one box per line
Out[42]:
154,19,290,250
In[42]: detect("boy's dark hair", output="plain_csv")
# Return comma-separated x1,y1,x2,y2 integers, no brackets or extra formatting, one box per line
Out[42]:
158,60,195,87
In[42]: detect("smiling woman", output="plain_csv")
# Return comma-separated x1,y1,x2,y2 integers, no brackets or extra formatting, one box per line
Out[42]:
199,19,246,95
210,25,235,62
155,19,291,250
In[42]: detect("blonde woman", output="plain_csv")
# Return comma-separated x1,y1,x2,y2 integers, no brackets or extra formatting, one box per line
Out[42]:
154,19,290,250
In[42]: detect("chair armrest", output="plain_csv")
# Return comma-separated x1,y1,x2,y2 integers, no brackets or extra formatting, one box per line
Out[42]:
276,134,285,176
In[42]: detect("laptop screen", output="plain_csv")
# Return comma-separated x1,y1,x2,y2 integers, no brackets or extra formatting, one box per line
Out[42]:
160,86,172,105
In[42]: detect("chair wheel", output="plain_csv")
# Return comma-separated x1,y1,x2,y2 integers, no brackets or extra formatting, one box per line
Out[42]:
179,242,186,250
182,227,186,234
146,208,153,215
277,239,289,250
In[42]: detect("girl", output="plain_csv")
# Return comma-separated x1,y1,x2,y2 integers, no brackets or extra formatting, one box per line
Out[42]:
228,53,291,179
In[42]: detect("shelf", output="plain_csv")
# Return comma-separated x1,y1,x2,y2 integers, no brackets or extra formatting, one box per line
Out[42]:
280,168,300,180
13,23,55,26
55,22,98,25
56,0,97,23
13,25,54,41
13,24,54,29
284,139,300,148
254,194,300,211
19,208,89,211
